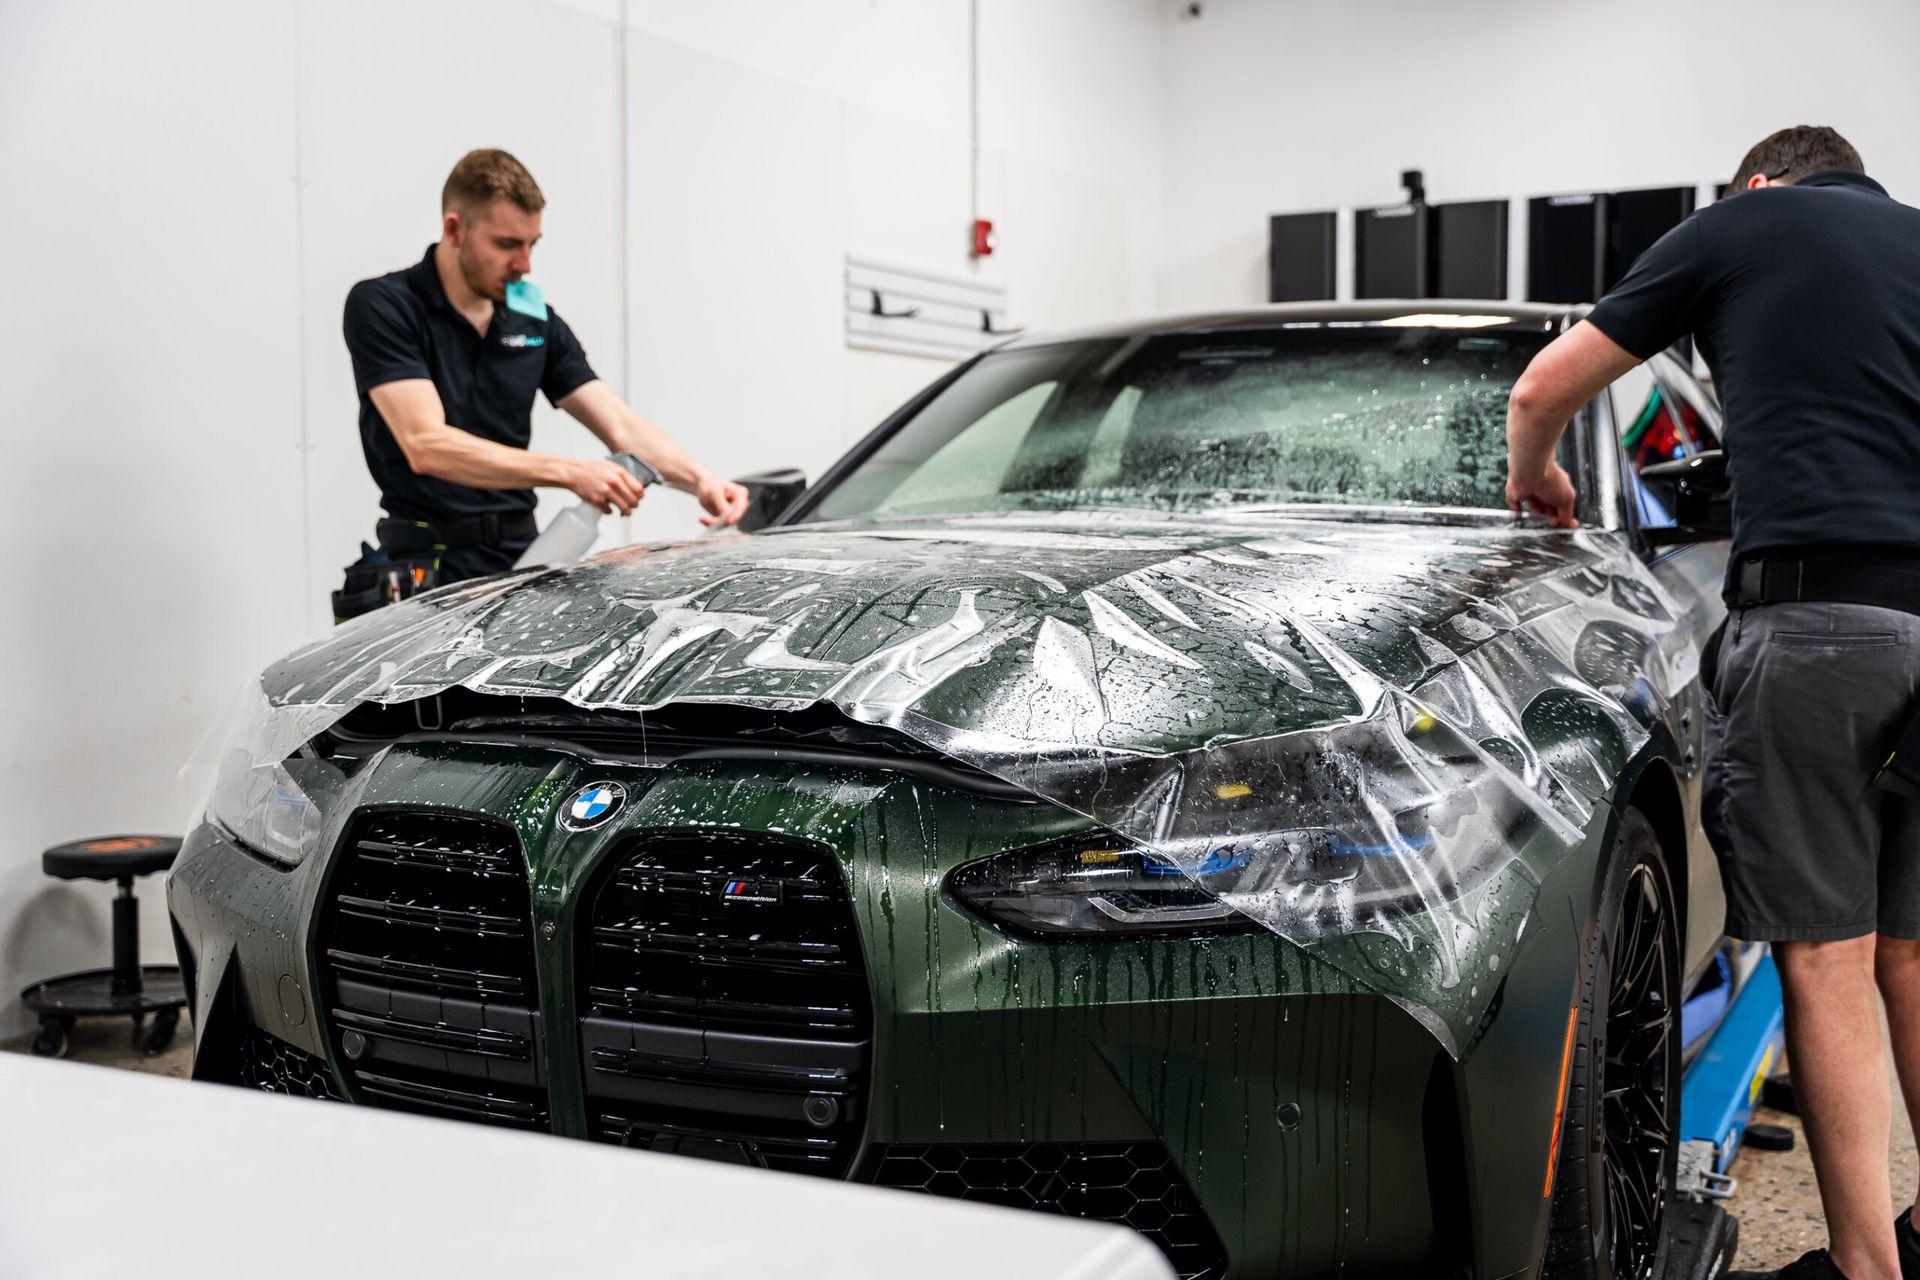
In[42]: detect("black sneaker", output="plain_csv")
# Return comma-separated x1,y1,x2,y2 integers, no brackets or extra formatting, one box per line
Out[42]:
1730,1249,1849,1280
1898,1207,1920,1280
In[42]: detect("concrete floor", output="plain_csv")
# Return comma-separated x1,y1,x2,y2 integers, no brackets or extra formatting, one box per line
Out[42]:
1725,1046,1920,1270
3,1015,192,1079
1,1018,1899,1272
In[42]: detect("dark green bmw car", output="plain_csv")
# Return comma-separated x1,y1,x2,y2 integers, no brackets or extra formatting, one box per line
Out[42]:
170,302,1732,1279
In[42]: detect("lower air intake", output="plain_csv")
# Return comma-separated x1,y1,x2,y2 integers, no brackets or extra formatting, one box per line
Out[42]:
235,1026,344,1101
871,1143,1227,1280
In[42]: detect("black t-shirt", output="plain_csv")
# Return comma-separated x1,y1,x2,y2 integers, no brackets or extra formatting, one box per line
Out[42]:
1587,171,1920,561
343,245,598,520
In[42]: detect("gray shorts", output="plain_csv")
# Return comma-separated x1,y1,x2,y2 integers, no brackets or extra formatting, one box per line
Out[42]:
1706,601,1920,941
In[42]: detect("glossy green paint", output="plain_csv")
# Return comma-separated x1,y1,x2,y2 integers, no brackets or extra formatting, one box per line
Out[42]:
167,678,1634,1279
170,734,1602,1278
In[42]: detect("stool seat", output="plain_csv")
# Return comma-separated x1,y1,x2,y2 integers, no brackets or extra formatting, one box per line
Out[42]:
43,835,182,881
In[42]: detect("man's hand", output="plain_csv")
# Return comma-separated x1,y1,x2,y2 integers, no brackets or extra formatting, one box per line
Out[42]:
565,458,647,515
694,474,751,527
1506,461,1581,529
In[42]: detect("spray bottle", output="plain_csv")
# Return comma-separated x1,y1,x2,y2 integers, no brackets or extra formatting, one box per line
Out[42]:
513,451,663,570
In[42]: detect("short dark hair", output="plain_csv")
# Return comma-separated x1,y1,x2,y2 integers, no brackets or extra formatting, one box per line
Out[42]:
441,149,545,217
1730,126,1864,190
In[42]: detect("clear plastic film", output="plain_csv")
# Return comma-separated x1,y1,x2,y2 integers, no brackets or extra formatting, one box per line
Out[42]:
210,510,1690,1054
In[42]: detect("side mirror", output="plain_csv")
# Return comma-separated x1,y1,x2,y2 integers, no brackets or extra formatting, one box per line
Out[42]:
1639,449,1731,546
734,468,807,533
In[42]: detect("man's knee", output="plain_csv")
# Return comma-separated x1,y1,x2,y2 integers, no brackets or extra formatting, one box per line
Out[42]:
1875,934,1920,984
1777,935,1879,989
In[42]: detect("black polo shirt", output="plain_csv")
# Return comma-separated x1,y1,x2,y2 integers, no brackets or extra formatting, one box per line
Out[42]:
343,244,598,521
1587,171,1920,561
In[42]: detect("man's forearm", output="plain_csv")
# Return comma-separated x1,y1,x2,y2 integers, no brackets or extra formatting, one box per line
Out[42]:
560,381,711,491
554,379,749,525
408,421,577,491
612,414,705,490
1505,385,1575,485
1506,320,1643,479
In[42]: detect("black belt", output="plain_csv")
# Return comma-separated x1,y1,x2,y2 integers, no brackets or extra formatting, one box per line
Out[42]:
1726,551,1920,617
380,511,537,551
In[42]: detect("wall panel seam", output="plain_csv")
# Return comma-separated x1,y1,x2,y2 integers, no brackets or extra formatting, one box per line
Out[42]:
293,0,313,630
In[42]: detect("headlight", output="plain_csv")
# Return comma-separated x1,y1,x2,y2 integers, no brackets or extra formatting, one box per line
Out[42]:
199,685,334,867
209,748,324,866
949,695,1549,939
949,837,1257,937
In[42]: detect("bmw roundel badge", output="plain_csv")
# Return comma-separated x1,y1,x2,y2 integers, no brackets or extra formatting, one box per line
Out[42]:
560,781,627,832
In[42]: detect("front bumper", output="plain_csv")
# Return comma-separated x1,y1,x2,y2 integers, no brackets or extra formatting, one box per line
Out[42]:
170,740,1593,1279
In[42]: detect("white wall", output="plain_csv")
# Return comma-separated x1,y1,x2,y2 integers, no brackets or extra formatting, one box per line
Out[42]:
1159,0,1920,309
622,0,1168,485
0,0,1169,1038
0,0,307,1039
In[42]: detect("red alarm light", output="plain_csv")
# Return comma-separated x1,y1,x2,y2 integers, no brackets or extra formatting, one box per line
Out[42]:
971,218,996,257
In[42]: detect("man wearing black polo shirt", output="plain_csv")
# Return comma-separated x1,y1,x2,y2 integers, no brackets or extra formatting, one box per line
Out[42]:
340,148,747,600
1507,126,1920,1280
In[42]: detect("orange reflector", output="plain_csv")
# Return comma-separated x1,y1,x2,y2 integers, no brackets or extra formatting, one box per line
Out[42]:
1212,782,1252,799
1543,1003,1581,1198
1078,849,1122,865
80,837,162,853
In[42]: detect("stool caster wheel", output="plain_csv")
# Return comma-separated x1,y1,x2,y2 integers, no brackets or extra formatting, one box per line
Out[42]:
140,1008,180,1057
29,1018,68,1059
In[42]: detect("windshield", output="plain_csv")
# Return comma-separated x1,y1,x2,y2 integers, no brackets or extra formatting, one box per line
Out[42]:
802,325,1552,522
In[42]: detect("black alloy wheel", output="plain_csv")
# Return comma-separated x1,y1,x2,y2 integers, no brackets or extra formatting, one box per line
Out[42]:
1545,807,1681,1280
1600,858,1678,1270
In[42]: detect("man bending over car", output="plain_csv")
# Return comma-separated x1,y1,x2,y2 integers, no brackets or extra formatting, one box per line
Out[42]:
1507,125,1920,1280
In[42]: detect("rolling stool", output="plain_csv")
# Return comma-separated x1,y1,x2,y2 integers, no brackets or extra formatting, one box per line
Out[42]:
20,835,188,1058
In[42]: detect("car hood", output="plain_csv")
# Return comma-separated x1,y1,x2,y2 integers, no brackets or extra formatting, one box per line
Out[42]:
264,508,1675,759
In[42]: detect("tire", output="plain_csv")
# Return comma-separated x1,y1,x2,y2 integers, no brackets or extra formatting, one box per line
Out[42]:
1544,807,1682,1280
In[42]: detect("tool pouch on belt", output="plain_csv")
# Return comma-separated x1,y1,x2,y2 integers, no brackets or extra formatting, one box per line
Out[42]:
1699,617,1728,705
331,520,444,624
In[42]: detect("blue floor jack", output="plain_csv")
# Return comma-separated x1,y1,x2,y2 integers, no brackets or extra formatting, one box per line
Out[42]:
1663,942,1788,1278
